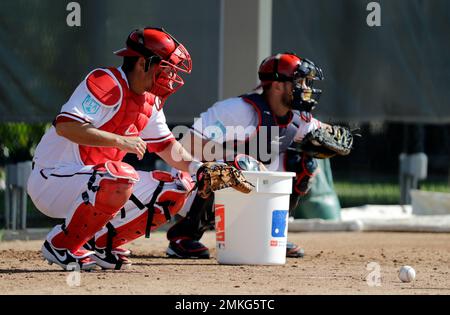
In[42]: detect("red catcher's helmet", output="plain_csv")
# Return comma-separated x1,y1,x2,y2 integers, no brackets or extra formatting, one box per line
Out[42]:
114,27,192,109
258,52,324,112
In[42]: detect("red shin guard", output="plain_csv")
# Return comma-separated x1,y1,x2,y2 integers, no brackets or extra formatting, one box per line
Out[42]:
95,189,187,249
52,178,134,252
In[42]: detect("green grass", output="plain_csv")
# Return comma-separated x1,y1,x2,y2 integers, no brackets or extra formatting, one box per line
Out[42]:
335,181,400,207
334,179,450,208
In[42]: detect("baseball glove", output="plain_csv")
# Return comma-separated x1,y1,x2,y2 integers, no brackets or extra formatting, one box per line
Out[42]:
195,162,254,199
296,125,354,159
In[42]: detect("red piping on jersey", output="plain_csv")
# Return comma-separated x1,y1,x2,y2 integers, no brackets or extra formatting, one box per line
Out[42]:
142,133,173,142
56,112,90,124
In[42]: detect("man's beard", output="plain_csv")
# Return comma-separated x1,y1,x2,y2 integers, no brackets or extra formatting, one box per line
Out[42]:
282,92,294,109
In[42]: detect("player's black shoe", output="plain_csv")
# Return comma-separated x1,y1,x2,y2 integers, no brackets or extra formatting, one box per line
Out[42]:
83,239,132,257
89,247,132,270
286,241,305,258
41,240,97,271
166,239,210,259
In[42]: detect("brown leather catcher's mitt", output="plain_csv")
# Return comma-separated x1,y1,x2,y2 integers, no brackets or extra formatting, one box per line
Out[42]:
196,162,254,199
296,125,354,159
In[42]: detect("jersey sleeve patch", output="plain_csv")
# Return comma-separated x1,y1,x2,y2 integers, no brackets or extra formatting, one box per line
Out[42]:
86,69,122,107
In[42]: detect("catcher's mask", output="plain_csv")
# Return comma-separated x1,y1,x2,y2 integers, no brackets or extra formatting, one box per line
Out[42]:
258,53,323,112
114,27,192,110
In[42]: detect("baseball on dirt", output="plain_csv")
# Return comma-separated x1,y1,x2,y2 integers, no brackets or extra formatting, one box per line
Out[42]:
399,266,416,282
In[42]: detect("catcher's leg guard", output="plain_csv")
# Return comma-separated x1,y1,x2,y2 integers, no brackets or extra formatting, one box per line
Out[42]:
49,161,138,255
95,181,186,251
166,193,214,259
293,154,317,196
167,193,215,241
284,151,318,211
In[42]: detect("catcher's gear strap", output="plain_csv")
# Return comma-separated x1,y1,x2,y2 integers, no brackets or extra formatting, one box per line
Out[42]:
96,188,187,249
105,222,117,253
128,170,176,238
128,182,165,239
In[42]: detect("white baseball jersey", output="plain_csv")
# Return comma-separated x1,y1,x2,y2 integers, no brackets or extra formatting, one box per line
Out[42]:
191,95,322,170
33,67,173,169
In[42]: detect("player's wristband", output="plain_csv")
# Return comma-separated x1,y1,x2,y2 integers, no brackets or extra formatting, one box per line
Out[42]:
188,160,203,174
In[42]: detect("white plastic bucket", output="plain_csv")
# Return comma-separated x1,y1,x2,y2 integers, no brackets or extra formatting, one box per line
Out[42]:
214,171,296,265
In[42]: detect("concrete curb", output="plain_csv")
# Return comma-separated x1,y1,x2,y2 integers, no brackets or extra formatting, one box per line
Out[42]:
289,215,450,233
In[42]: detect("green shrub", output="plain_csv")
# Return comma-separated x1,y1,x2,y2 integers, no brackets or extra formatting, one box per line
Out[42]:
0,122,50,165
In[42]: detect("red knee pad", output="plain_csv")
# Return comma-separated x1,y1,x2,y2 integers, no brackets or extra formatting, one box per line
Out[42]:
94,178,133,215
94,160,138,214
103,160,139,182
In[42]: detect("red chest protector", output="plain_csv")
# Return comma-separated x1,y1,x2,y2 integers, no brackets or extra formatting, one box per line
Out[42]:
79,68,153,165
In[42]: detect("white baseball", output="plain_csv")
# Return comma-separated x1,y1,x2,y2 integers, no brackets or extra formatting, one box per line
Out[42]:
399,266,416,282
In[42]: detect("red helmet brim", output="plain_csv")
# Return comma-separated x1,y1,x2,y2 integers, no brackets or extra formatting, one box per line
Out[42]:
113,48,143,57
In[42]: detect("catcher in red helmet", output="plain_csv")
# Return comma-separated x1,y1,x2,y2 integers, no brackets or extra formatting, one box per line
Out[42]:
28,27,251,271
114,27,192,109
258,52,324,112
161,52,353,259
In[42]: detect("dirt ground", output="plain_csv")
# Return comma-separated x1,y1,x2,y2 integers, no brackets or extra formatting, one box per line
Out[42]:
0,231,449,295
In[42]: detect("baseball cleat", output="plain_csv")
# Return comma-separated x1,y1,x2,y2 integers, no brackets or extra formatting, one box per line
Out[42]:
286,241,305,258
83,240,132,257
90,247,132,270
41,240,97,271
166,239,210,259
111,247,132,257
